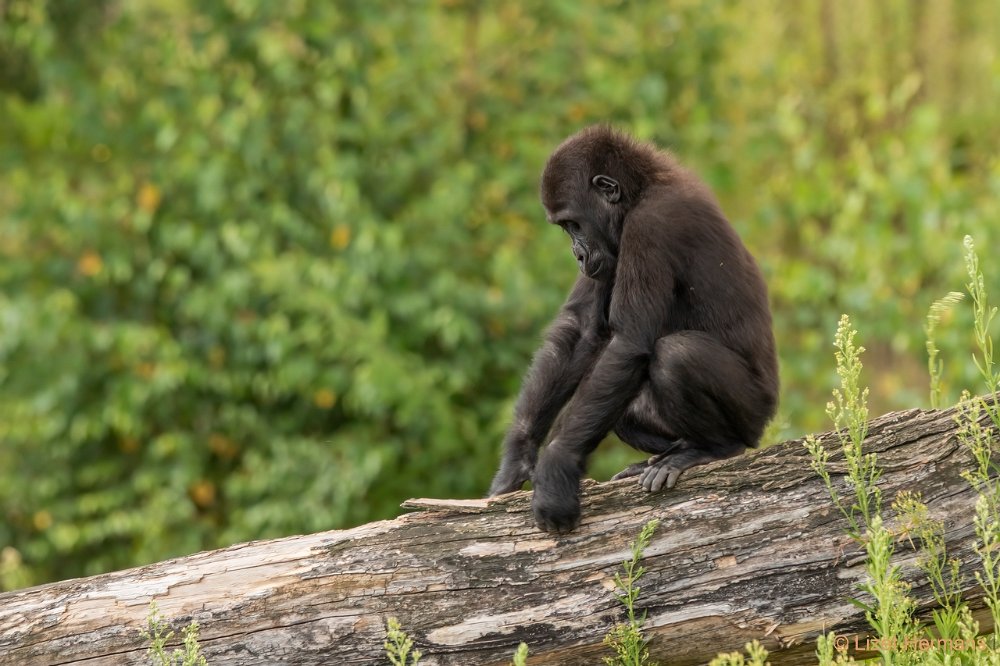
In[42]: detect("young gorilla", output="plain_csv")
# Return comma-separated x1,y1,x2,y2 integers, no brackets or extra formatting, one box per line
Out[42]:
488,126,778,534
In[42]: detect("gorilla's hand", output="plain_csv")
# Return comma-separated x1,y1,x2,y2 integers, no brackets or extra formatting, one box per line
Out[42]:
488,464,529,496
530,443,582,533
487,431,536,496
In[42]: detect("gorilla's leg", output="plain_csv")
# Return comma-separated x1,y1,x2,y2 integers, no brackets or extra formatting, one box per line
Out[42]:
615,330,776,491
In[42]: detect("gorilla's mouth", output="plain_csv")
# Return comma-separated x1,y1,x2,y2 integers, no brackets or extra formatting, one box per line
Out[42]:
583,254,616,280
583,261,605,280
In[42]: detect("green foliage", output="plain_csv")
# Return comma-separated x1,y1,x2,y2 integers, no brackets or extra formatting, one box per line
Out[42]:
510,642,529,666
806,315,921,660
805,316,879,539
2,1,1000,589
893,489,995,664
803,246,1000,664
814,632,858,666
894,491,966,643
384,617,422,666
143,602,208,666
0,0,735,588
953,236,1000,650
856,514,921,661
925,292,964,409
725,2,1000,433
957,391,1000,653
958,236,1000,652
708,641,770,666
603,519,659,666
964,236,1000,400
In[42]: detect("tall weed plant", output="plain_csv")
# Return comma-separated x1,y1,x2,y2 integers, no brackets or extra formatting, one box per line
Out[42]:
800,236,1000,665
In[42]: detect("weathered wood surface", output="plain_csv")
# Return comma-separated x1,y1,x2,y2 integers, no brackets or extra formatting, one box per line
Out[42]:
0,403,992,665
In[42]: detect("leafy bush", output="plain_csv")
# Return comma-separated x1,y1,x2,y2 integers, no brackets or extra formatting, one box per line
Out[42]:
1,0,999,587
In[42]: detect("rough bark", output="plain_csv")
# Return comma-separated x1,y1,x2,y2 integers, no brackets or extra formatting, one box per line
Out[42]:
0,403,994,665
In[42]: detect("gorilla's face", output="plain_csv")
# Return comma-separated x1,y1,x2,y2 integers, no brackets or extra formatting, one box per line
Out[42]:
542,173,622,281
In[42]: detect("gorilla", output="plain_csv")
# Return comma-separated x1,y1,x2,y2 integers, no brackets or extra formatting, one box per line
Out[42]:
488,126,778,533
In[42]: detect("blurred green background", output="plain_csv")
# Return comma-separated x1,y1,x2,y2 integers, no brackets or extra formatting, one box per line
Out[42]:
1,0,999,590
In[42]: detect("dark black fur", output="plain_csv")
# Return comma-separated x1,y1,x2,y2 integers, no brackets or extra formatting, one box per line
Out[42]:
488,126,779,533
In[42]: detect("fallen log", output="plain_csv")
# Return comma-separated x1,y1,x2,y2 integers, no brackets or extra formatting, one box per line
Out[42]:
0,403,993,665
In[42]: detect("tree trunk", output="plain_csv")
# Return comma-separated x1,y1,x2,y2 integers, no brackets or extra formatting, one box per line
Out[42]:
0,403,993,665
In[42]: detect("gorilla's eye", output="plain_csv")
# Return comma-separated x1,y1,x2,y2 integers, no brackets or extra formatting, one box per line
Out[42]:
563,221,580,235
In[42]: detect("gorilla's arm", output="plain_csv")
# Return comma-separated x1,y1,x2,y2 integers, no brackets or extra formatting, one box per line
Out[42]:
488,278,609,495
530,208,673,531
528,338,651,531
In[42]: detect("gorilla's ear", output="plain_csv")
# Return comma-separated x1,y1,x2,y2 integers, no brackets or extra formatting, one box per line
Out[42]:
591,175,621,203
